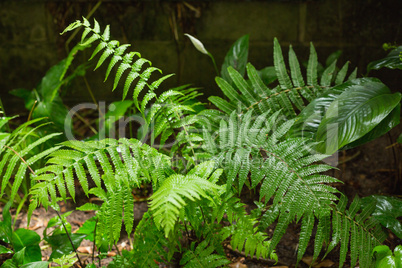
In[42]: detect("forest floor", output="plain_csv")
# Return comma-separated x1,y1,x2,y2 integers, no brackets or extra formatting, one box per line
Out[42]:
1,126,401,268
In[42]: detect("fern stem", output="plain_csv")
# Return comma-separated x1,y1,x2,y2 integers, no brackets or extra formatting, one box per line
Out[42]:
4,145,35,176
55,210,84,267
83,76,103,117
92,217,98,263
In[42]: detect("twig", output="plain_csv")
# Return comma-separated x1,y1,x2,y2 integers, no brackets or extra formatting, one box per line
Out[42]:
4,145,35,175
55,210,84,267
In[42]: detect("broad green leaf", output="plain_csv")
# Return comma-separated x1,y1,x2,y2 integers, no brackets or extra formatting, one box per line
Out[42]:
373,245,394,268
342,104,400,150
0,201,12,243
395,246,402,268
0,245,12,254
46,233,86,260
362,195,402,239
12,228,42,263
76,217,97,241
367,46,402,72
316,78,402,154
20,262,50,268
221,35,249,83
256,66,277,86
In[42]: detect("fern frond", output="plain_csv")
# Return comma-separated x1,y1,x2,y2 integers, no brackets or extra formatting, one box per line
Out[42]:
150,169,222,237
29,138,171,227
202,109,344,260
61,18,170,111
0,119,61,201
210,39,356,119
327,195,386,268
180,241,230,268
132,211,174,267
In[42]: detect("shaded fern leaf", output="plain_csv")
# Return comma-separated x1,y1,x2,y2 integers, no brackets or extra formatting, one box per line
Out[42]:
150,167,222,237
132,211,174,268
210,39,355,118
180,241,230,268
327,195,387,268
202,109,343,257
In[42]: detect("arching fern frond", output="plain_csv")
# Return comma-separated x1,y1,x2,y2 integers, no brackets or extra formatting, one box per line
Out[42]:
327,195,387,268
210,38,356,118
61,17,174,113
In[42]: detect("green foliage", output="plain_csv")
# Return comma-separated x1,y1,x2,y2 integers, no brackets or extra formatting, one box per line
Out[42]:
1,17,398,267
362,195,402,239
51,253,78,268
0,202,44,265
373,245,402,268
367,45,402,72
209,38,401,154
180,241,230,268
0,118,61,205
150,168,222,237
10,44,88,136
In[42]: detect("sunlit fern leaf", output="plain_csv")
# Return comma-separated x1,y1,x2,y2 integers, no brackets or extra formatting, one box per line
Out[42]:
61,18,172,106
180,241,230,268
150,171,222,237
220,213,278,261
29,138,171,225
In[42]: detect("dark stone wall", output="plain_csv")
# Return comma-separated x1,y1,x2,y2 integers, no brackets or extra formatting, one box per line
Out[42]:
0,0,401,112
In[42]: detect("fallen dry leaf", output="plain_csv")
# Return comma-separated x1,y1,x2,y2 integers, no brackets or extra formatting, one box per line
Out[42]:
77,246,92,254
228,262,247,268
107,251,117,257
29,220,43,230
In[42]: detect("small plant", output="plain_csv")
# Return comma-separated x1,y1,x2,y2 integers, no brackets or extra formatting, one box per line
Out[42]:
372,245,402,268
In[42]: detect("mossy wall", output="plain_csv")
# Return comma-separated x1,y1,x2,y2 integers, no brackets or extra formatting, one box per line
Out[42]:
0,0,401,112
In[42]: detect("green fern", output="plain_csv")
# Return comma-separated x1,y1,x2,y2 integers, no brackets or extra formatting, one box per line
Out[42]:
62,18,203,151
327,195,387,268
180,241,230,268
132,211,175,267
209,38,356,118
150,162,223,237
0,118,61,202
29,138,172,245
